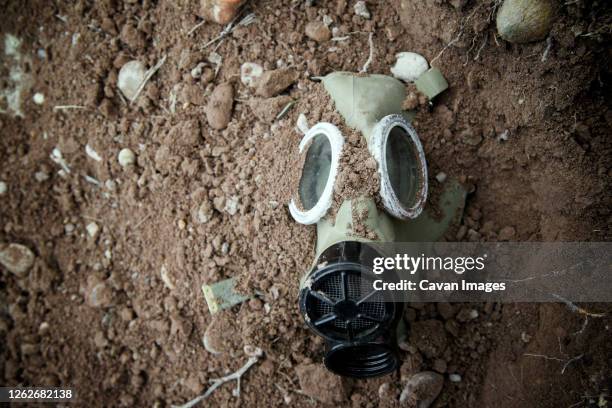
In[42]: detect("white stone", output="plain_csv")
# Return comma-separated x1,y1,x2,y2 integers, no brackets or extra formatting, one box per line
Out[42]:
0,243,35,277
354,1,371,19
160,265,176,290
449,373,462,382
86,222,99,238
391,52,429,83
0,181,7,195
85,144,103,162
33,92,45,105
225,196,239,215
296,113,309,134
240,62,263,88
118,148,136,167
34,171,49,182
118,60,146,100
435,172,447,183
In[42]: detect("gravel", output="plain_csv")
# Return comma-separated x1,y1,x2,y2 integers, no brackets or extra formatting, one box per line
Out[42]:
118,148,136,167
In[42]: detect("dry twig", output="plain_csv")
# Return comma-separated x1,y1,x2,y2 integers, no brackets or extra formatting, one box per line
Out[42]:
172,348,263,408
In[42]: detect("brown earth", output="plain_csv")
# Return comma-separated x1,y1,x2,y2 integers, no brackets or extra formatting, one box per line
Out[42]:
1,0,611,407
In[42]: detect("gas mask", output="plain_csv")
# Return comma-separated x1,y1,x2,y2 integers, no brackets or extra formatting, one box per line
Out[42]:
289,72,428,378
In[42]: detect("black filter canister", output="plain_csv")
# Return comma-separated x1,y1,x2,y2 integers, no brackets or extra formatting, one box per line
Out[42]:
299,241,403,378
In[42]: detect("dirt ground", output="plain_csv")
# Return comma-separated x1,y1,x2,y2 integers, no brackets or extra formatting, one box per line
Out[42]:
1,0,611,407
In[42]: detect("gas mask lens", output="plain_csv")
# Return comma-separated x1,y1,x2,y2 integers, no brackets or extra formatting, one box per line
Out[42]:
289,123,344,225
372,114,428,220
299,133,332,211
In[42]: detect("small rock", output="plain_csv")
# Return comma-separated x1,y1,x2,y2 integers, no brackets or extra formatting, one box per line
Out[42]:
206,83,234,130
401,92,419,111
86,222,100,238
435,172,447,183
34,171,49,182
33,92,45,105
202,313,241,355
432,359,447,374
0,181,6,195
378,382,391,400
409,320,447,358
87,282,113,308
118,60,146,101
39,322,50,335
399,371,444,407
456,307,479,322
240,62,263,87
391,52,429,83
449,373,462,382
496,0,555,44
196,200,213,224
295,363,346,404
437,302,456,320
449,0,468,9
461,128,483,146
21,343,40,356
353,0,371,19
256,68,299,98
85,144,103,162
498,226,516,241
225,196,239,215
160,265,176,290
199,0,243,25
0,243,35,278
305,21,331,42
118,148,136,167
190,62,207,79
94,330,109,348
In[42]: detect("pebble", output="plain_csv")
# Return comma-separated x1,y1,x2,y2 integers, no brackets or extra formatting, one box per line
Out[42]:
34,171,49,182
118,148,136,167
354,0,371,19
449,373,462,382
86,222,99,238
85,144,103,162
196,200,213,224
240,62,263,88
224,196,239,215
206,83,234,130
409,320,447,358
391,52,429,83
33,92,45,105
0,181,7,195
118,60,146,100
87,282,113,308
433,359,448,373
160,265,176,290
456,307,479,322
399,371,443,407
305,21,331,42
498,226,516,241
435,172,447,183
461,128,483,146
0,243,35,277
256,68,299,98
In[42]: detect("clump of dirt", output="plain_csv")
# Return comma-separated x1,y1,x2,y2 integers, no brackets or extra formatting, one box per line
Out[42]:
0,0,611,407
